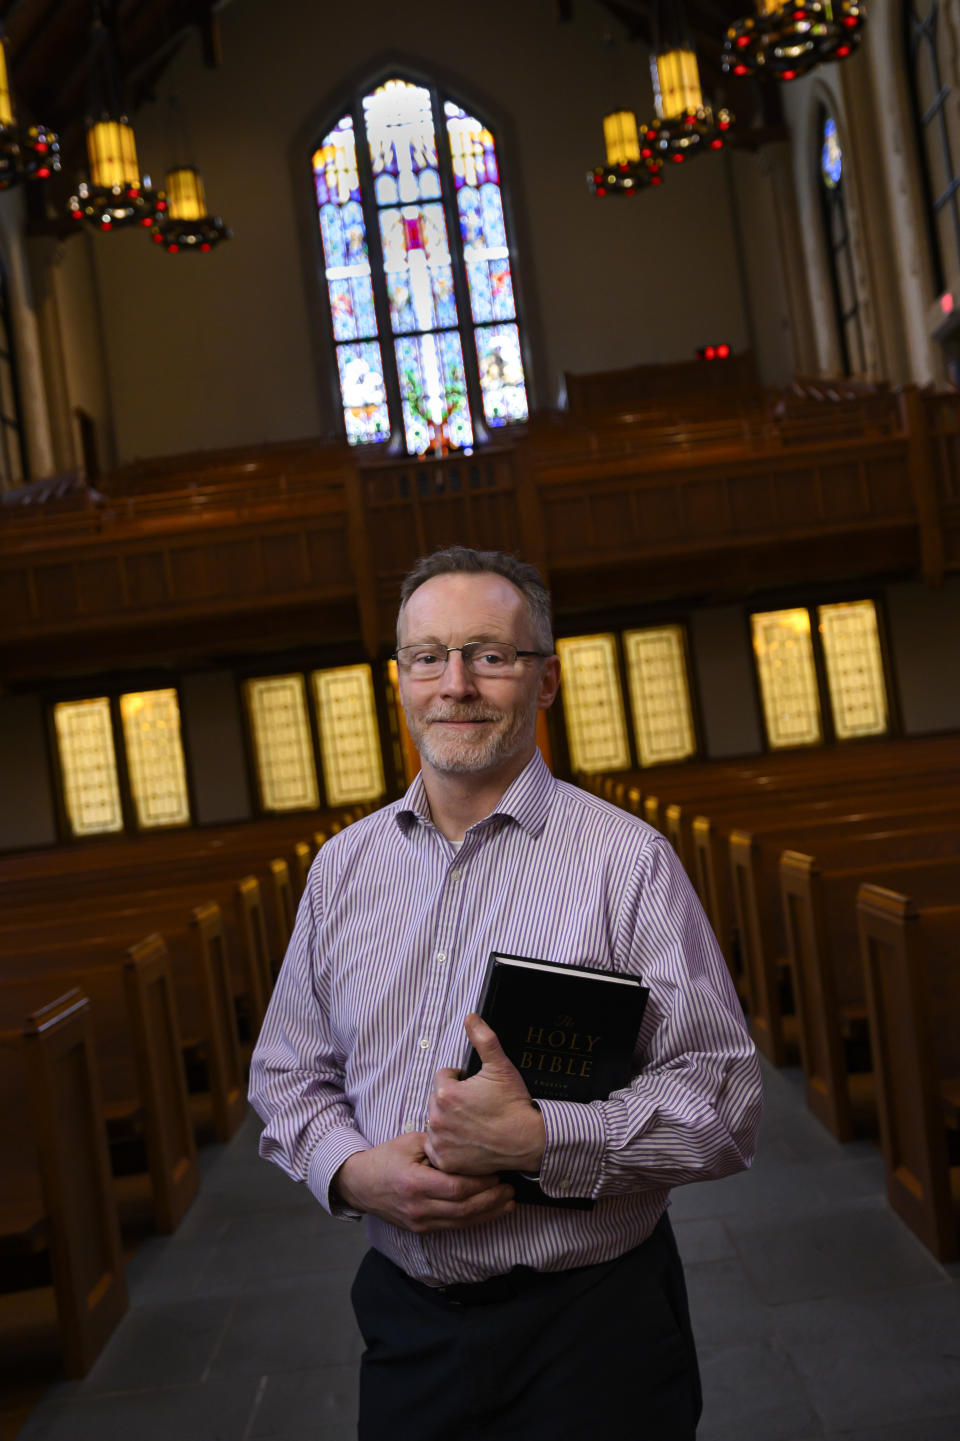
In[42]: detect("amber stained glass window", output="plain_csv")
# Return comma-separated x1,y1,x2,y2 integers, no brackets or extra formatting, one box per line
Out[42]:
311,665,385,805
751,609,823,749
54,697,124,836
623,626,696,767
245,675,319,812
556,634,631,774
120,689,191,829
817,601,889,739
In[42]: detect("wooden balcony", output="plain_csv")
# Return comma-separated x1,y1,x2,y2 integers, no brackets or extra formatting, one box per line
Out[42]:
1,381,954,679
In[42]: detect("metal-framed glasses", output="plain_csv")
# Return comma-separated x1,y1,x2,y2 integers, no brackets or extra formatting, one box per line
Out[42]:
394,641,552,678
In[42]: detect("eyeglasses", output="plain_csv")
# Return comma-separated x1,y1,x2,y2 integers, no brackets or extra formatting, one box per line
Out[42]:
394,641,552,678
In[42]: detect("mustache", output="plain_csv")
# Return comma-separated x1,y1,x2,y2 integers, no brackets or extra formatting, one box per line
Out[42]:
424,706,502,723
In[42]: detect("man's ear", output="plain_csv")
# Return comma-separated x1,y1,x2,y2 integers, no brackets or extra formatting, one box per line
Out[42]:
537,654,561,709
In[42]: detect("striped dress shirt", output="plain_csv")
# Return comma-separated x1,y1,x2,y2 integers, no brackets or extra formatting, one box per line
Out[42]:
249,750,762,1285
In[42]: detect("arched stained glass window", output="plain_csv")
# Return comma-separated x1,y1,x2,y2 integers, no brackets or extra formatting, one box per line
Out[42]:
312,76,529,454
904,1,960,295
818,109,866,376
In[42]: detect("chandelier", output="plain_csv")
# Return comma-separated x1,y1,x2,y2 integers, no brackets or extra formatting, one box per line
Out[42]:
67,7,165,231
152,164,231,252
640,1,733,167
0,27,60,190
722,1,868,82
587,110,665,196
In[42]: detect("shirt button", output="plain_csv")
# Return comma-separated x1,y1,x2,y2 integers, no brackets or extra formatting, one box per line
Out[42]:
436,951,446,963
402,1122,416,1133
450,870,461,883
419,1037,430,1049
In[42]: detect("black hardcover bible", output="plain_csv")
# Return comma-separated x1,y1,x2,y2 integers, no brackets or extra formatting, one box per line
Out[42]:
464,950,649,1209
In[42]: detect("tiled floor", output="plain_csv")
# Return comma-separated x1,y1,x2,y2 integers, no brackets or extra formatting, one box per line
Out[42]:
9,1060,960,1440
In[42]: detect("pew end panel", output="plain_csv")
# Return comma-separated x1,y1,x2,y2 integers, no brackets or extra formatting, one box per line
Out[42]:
188,904,245,1143
729,830,793,1066
21,991,129,1377
234,876,272,1028
857,887,960,1262
780,851,861,1142
123,935,199,1233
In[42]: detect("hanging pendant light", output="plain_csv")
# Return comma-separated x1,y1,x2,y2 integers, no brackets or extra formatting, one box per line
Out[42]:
152,164,231,252
152,98,231,252
723,1,867,83
67,8,165,231
640,1,734,166
0,26,60,190
587,109,665,196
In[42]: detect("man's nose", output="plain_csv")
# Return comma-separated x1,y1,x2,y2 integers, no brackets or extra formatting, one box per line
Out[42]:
439,649,478,696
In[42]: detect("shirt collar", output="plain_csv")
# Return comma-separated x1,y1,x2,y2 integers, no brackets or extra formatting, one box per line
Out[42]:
395,748,556,841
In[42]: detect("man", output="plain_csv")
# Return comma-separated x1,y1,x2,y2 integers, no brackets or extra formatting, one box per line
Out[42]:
249,546,762,1440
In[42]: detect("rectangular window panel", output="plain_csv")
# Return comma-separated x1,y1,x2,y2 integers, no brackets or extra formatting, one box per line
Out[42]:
378,203,458,335
311,665,385,806
475,323,528,427
751,609,823,749
556,634,631,774
818,600,889,740
335,342,391,446
624,626,697,767
395,330,473,453
244,675,319,812
119,689,191,830
54,698,124,837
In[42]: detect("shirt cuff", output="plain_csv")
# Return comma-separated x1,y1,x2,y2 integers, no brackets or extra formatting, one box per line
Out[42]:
306,1125,371,1219
534,1098,607,1201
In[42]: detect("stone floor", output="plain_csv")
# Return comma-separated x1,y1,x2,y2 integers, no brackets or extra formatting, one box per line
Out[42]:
8,1059,960,1440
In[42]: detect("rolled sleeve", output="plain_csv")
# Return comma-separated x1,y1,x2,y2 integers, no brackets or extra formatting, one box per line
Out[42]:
535,1097,608,1200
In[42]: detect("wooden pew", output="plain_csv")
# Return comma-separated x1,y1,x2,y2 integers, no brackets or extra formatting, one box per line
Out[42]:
188,904,245,1142
0,943,200,1234
122,936,199,1231
268,858,296,963
234,876,273,1030
730,823,960,1065
291,841,312,902
0,991,128,1377
857,887,960,1261
780,847,960,1140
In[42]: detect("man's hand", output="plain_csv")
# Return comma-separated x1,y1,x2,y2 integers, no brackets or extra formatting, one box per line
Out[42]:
424,1014,546,1176
333,1132,514,1233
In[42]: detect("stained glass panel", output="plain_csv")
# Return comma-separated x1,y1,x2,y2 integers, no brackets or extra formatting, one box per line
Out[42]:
336,342,390,446
475,323,528,426
751,609,822,749
244,675,319,812
54,698,124,837
556,634,631,774
446,104,517,322
395,331,472,453
624,627,697,767
314,116,388,445
378,204,457,334
818,601,889,740
364,80,439,203
120,689,191,829
311,665,385,805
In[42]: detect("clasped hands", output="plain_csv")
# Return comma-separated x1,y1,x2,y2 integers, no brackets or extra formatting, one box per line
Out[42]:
334,1013,545,1234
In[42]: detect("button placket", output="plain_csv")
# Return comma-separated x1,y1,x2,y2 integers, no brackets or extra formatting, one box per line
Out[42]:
400,845,472,1122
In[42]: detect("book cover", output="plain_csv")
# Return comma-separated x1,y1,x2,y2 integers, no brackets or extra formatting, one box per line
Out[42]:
464,950,649,1209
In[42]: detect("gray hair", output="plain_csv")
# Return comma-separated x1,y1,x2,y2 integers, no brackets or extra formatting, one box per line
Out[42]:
397,546,554,652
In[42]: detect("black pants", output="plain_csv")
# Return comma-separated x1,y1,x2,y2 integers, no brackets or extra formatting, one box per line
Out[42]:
350,1215,702,1441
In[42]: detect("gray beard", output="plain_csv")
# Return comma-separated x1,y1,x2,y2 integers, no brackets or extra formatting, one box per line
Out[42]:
410,706,537,775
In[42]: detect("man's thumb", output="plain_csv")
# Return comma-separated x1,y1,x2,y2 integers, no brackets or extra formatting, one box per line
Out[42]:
465,1012,508,1069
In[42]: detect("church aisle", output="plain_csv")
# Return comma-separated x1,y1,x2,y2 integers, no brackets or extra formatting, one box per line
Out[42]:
13,1060,960,1441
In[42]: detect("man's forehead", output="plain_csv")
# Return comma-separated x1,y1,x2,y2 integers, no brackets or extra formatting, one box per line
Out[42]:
400,571,527,632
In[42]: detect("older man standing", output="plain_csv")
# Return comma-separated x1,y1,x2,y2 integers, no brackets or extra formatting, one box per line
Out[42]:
249,545,761,1440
